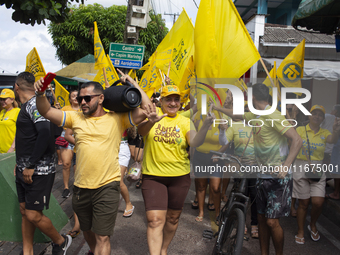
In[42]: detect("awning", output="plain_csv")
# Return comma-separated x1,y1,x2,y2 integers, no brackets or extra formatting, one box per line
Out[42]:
262,58,340,80
291,0,340,34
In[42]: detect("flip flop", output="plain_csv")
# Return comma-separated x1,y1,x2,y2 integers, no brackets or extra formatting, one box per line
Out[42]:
195,216,203,222
251,225,259,239
307,225,320,241
123,206,135,217
295,235,305,244
207,203,215,211
67,230,80,238
191,200,198,209
325,193,340,200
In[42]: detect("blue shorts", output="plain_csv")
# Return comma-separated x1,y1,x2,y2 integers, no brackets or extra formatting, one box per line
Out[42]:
192,150,224,178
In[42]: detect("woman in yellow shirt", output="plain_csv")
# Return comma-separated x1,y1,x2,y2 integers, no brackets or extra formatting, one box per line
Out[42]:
138,85,214,255
0,89,20,153
293,105,340,244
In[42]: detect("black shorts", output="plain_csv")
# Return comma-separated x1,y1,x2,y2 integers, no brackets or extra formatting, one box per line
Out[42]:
141,174,191,211
256,175,292,219
192,150,224,178
15,168,55,211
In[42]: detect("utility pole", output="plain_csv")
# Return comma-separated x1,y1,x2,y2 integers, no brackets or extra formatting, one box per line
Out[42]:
164,12,179,25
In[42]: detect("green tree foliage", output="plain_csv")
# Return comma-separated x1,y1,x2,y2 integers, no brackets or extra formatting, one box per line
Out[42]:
48,4,168,66
0,0,83,26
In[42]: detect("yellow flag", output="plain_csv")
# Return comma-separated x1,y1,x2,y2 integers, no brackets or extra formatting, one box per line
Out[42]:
25,47,46,81
155,45,174,75
140,62,150,71
178,55,194,102
128,69,137,80
154,9,194,84
195,0,260,79
54,79,70,108
140,53,159,92
94,21,109,70
277,39,305,91
94,54,119,88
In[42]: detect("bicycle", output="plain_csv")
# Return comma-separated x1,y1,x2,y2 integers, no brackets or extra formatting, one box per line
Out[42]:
206,151,250,255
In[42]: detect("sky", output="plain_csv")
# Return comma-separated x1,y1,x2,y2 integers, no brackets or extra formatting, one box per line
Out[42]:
0,0,199,75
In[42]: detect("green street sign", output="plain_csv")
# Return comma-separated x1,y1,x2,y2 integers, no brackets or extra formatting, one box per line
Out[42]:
109,43,145,69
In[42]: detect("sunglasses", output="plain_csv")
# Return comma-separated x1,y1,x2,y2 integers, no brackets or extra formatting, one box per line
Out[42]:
76,94,101,104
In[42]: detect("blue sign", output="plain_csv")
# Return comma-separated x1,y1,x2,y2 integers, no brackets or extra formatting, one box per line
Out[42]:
110,58,143,69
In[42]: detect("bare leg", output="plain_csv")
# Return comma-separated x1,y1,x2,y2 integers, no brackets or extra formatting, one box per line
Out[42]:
195,178,208,219
267,218,284,255
291,197,297,216
60,149,73,190
95,234,111,255
83,230,96,253
258,213,270,255
209,177,222,218
56,149,62,165
221,177,230,202
296,199,309,239
120,165,133,215
25,209,64,245
161,209,182,255
70,212,80,233
146,210,167,255
19,203,35,255
310,197,324,233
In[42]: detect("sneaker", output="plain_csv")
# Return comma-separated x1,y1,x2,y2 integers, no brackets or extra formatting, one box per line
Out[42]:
62,189,71,198
52,234,72,255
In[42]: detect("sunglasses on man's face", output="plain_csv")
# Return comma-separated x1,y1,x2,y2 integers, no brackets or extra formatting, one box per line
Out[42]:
76,94,101,104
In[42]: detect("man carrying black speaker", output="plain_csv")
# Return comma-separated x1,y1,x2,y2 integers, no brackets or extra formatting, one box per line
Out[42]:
34,70,152,255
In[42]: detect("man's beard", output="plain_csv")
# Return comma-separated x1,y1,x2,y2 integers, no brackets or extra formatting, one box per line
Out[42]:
83,100,99,116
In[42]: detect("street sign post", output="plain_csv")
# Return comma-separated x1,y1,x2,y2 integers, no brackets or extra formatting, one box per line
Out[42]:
109,43,145,69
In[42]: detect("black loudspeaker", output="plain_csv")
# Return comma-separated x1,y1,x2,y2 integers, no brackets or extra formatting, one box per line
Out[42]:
103,80,142,112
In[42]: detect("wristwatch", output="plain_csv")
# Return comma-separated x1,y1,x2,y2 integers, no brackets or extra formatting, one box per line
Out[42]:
35,91,45,97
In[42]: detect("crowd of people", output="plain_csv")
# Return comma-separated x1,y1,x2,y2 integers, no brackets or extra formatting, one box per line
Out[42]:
1,71,340,255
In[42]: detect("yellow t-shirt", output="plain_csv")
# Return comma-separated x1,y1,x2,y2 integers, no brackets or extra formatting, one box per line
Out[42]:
195,112,222,154
179,109,192,119
244,107,291,167
0,108,20,153
61,111,133,189
142,108,191,177
225,123,256,164
296,124,331,161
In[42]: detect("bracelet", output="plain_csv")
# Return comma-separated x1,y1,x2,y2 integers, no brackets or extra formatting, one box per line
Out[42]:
35,91,45,97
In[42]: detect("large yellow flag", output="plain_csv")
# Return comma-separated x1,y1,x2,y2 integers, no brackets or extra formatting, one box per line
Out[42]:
277,39,305,90
178,55,194,102
25,47,46,81
94,54,119,88
154,9,194,85
54,79,70,108
140,53,159,92
195,0,260,79
94,21,110,70
155,45,174,75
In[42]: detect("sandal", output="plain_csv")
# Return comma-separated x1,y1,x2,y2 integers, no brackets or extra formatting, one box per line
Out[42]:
207,203,215,211
123,206,135,217
135,178,142,189
67,230,80,238
221,194,228,203
295,235,305,244
191,199,198,209
307,225,320,241
251,225,258,239
325,193,340,200
195,216,203,222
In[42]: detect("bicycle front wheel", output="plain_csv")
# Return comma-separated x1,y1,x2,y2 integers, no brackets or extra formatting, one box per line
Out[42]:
217,208,245,255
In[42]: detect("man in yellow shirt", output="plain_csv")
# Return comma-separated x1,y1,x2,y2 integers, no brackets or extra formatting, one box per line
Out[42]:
213,83,302,255
34,72,152,255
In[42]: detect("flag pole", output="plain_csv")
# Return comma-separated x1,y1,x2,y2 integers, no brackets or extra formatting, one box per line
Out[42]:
260,58,281,100
102,67,110,89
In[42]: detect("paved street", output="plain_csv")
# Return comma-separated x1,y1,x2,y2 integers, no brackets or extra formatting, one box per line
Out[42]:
2,164,340,255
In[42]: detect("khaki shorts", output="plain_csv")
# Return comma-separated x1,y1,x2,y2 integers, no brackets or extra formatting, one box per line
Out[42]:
72,181,120,236
292,159,326,199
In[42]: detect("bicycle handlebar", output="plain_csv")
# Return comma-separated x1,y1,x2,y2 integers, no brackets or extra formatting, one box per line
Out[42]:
210,150,243,166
